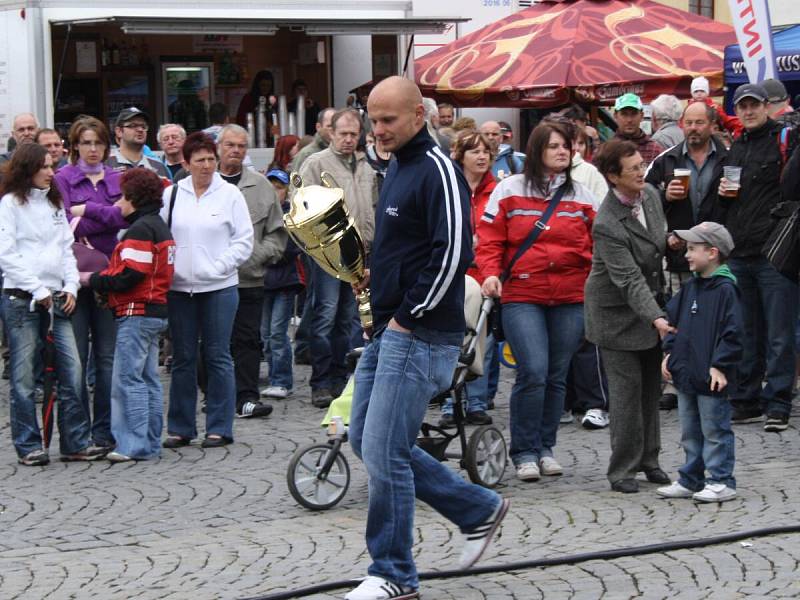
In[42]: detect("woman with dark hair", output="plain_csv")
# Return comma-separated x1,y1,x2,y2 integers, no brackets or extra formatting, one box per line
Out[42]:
54,116,124,451
438,130,498,428
268,135,299,172
0,144,103,465
477,120,597,481
584,139,673,494
83,169,175,462
160,133,254,449
236,70,275,129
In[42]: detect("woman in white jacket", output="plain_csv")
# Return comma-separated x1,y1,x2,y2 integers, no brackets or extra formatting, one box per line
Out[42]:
0,144,105,465
160,133,254,448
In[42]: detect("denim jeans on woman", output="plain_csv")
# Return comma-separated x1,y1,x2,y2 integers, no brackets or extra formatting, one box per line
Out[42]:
261,289,296,390
677,391,736,490
110,316,168,459
72,287,117,446
502,302,584,466
3,295,90,457
349,329,500,590
167,286,238,441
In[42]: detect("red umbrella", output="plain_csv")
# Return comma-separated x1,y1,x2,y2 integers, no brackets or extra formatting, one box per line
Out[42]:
416,0,736,107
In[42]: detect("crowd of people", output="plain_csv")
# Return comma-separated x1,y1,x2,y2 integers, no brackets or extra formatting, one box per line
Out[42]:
1,71,799,600
0,75,798,491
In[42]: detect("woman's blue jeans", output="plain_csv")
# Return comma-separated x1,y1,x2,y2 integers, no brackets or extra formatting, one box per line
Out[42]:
502,302,584,466
4,295,90,457
71,287,117,446
261,289,296,390
111,316,168,459
349,329,500,589
167,286,238,441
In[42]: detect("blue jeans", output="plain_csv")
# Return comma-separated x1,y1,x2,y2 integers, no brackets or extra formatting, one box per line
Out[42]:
71,287,117,446
728,256,798,416
167,286,238,441
677,391,736,490
442,334,496,415
502,303,584,465
111,317,168,459
350,329,501,589
4,295,90,457
309,262,356,391
294,255,314,356
261,289,296,389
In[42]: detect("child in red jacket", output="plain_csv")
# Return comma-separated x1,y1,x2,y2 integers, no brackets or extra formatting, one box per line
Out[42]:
82,169,175,461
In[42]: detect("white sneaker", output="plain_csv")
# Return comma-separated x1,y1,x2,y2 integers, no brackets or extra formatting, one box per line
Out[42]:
106,451,133,463
560,410,574,424
657,481,694,498
693,483,737,503
539,456,563,476
582,408,609,429
344,576,418,600
516,461,540,481
458,498,510,569
260,385,290,399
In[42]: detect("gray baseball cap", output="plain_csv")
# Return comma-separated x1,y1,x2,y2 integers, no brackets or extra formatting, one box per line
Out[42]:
674,221,735,256
762,78,789,103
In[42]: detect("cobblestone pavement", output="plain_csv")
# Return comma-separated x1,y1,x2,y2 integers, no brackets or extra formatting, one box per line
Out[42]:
1,361,799,600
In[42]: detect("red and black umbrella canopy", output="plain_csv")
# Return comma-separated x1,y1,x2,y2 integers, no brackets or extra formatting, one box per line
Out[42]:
416,0,736,107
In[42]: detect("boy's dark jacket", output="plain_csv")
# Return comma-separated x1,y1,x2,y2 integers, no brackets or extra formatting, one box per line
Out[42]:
264,201,303,291
662,265,743,396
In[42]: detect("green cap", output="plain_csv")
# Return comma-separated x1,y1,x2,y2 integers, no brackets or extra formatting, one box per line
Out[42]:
614,93,643,112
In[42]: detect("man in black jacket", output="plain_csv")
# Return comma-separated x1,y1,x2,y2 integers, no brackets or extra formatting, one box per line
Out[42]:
645,101,728,409
717,83,798,431
343,77,508,600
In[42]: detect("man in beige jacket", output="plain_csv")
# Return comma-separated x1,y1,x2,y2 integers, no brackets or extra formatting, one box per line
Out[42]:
299,108,378,407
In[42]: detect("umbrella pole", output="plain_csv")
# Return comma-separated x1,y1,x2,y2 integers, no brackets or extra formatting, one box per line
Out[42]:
41,304,57,452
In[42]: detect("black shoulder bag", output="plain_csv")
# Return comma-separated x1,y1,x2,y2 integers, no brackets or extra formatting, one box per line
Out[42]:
167,185,179,230
490,185,565,342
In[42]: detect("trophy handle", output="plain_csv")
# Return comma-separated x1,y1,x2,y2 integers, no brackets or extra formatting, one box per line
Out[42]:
320,171,340,189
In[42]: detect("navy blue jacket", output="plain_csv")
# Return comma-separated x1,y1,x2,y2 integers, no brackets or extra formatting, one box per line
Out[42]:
663,267,743,396
370,127,472,344
264,202,303,292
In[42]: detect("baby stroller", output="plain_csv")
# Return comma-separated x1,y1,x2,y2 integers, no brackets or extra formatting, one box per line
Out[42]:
287,276,508,511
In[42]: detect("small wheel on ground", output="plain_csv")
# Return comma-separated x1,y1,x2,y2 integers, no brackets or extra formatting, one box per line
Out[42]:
465,425,507,488
287,443,350,510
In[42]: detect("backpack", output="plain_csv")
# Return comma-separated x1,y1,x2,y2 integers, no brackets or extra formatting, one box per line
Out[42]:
763,200,800,282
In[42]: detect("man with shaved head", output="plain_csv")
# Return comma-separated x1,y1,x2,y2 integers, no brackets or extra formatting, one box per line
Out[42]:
0,112,39,165
345,76,508,600
480,119,525,178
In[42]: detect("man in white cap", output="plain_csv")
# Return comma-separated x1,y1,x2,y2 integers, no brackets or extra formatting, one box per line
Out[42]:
690,76,743,139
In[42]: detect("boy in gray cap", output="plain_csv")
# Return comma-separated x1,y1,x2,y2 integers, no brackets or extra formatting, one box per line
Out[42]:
658,222,743,503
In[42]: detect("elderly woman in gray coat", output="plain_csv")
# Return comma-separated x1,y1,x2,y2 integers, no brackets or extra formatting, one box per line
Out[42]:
584,140,675,494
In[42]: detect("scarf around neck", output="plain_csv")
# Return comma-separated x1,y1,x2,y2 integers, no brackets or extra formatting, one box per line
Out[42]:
77,159,104,176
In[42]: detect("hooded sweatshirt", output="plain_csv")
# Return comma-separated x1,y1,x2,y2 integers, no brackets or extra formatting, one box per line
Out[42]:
160,172,254,294
663,265,743,396
0,188,79,300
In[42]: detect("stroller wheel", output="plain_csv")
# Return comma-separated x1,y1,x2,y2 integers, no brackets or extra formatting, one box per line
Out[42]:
465,425,507,488
287,443,350,510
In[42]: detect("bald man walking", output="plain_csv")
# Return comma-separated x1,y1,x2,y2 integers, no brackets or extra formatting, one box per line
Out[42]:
346,77,509,600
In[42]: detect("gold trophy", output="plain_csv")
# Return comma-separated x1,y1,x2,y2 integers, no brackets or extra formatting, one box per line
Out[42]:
284,171,372,331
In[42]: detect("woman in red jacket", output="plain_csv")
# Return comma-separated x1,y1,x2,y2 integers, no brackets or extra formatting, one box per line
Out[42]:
439,130,497,428
478,120,596,482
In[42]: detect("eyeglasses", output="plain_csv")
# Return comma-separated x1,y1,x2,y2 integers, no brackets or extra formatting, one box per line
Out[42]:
122,123,149,131
78,140,107,148
622,162,648,174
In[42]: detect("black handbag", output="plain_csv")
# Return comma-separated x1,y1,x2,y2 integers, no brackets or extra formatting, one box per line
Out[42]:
763,201,800,282
489,185,565,342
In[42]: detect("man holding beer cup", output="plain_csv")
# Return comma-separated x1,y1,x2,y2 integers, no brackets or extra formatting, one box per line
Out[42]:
716,83,798,431
645,101,728,409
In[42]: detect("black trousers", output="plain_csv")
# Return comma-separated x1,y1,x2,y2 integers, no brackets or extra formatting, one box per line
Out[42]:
565,340,609,413
231,286,265,406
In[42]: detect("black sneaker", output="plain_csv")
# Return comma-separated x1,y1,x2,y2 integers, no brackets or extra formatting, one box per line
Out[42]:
237,400,273,419
18,449,49,466
764,413,789,432
438,414,457,429
659,393,678,410
731,405,764,424
294,349,311,365
466,410,493,425
311,388,333,408
61,445,108,461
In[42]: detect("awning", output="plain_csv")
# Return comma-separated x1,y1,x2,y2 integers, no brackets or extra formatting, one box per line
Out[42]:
51,16,468,36
416,0,736,107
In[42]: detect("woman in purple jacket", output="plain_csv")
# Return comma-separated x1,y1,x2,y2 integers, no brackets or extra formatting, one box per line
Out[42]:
53,116,124,450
